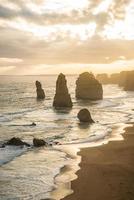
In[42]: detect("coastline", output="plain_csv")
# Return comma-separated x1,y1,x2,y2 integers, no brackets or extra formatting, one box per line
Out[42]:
62,123,134,200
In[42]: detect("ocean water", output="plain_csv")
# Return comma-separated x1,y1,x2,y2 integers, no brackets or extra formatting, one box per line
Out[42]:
0,75,134,200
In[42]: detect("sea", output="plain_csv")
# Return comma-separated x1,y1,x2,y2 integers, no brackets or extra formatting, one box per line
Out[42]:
0,75,134,200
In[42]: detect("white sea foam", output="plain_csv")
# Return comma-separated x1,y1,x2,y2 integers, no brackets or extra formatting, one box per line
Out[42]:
0,146,28,166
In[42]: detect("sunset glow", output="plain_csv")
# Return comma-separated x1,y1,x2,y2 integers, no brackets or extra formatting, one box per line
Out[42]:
0,0,134,75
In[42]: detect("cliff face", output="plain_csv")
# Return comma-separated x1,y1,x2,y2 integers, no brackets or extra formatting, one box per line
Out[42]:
96,73,120,84
96,74,109,84
76,72,103,100
110,71,134,91
35,81,45,99
53,73,73,108
109,73,120,84
118,71,129,87
123,71,134,91
112,70,134,91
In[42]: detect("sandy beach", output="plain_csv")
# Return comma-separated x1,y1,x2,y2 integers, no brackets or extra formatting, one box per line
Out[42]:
63,124,134,200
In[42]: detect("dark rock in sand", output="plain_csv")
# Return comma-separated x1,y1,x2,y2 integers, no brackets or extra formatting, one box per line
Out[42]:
76,72,103,100
35,80,45,99
33,138,47,147
5,137,30,147
77,109,94,123
53,73,72,108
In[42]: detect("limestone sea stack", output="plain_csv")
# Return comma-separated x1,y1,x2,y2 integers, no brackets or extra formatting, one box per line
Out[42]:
77,109,94,123
76,72,103,100
35,81,45,99
53,73,73,108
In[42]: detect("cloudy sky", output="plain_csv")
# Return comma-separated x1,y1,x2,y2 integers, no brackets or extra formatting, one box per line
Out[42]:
0,0,134,75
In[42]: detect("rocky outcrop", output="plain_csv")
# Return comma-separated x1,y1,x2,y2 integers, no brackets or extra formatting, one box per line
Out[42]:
77,109,94,123
5,137,30,147
76,72,103,100
109,73,120,84
53,73,73,108
111,70,134,90
123,71,134,91
33,138,47,147
118,71,129,87
96,73,109,84
35,81,45,99
96,73,120,85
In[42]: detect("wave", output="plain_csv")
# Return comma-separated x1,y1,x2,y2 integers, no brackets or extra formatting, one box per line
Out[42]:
0,146,69,200
0,146,28,166
8,124,36,127
0,108,39,123
62,128,112,146
0,115,11,123
5,108,37,116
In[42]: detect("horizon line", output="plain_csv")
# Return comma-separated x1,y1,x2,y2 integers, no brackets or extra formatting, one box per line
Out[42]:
0,70,133,76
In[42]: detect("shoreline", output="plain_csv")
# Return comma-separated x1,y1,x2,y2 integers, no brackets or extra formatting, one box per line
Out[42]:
51,123,128,200
61,123,134,200
51,146,81,200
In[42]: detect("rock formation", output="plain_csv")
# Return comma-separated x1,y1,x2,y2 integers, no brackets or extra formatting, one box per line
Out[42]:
53,73,73,108
35,81,45,99
96,73,120,85
77,109,94,123
96,73,109,84
109,73,120,84
123,71,134,91
33,138,47,147
118,71,129,87
76,72,103,100
5,137,30,147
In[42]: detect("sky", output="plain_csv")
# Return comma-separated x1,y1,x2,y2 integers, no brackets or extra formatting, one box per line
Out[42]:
0,0,134,75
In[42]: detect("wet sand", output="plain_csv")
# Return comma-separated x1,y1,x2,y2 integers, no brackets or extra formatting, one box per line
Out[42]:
63,125,134,200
